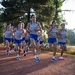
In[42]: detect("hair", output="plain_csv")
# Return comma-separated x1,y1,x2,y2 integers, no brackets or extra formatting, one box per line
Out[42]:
61,23,65,26
7,23,11,26
31,14,36,18
52,20,56,24
18,21,24,26
6,23,11,28
18,21,22,24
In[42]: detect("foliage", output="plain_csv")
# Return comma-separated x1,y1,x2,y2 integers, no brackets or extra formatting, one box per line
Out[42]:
0,22,4,43
67,29,75,45
0,0,65,43
0,0,64,25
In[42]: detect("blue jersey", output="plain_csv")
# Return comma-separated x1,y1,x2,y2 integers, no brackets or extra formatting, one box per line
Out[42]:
5,30,12,38
14,29,23,40
49,27,58,38
58,29,67,42
30,22,38,34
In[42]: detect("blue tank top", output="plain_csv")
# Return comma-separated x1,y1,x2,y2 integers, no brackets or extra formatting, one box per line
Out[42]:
15,29,23,40
5,30,12,38
58,29,67,42
30,22,38,34
49,27,58,38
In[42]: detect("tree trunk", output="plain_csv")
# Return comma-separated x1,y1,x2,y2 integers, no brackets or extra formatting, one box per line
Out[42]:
28,7,30,22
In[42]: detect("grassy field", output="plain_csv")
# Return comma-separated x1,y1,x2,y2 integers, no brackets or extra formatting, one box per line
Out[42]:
66,46,75,55
41,45,75,57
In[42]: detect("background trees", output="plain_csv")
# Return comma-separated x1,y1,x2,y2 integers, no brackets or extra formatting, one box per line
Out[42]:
0,0,65,43
0,0,64,24
67,29,75,45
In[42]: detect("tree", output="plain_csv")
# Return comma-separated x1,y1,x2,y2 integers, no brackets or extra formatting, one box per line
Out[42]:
36,0,64,30
0,0,64,23
0,0,49,22
0,22,4,43
67,29,75,45
0,0,65,34
0,0,65,43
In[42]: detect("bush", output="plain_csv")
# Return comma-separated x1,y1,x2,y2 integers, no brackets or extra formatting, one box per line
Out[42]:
0,36,3,44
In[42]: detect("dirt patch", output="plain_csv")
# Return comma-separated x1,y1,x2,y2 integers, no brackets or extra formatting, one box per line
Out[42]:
0,46,75,75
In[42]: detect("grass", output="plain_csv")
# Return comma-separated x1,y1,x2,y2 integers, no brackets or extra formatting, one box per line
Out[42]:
65,46,75,55
41,46,75,57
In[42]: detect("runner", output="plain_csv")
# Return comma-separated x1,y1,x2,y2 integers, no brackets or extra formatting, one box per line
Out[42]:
21,22,26,54
3,23,13,55
47,20,58,62
37,31,44,54
58,23,67,60
26,14,42,62
23,31,30,56
14,21,24,60
21,22,29,56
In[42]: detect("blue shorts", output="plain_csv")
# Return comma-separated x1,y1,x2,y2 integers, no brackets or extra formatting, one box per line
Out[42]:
14,39,22,44
21,37,25,42
30,34,38,41
21,37,29,43
4,38,13,43
11,38,14,42
40,41,44,45
58,42,66,46
25,39,29,43
48,38,56,44
37,40,44,45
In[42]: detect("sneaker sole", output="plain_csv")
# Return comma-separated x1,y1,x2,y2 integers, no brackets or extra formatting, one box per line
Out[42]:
35,59,40,62
16,57,20,60
51,59,57,62
36,60,40,62
59,59,64,60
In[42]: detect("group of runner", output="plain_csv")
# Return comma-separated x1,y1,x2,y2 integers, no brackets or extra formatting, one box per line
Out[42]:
3,14,67,62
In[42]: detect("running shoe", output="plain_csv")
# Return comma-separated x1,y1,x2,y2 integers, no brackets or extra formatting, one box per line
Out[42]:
51,57,57,62
23,53,26,56
16,57,20,60
16,55,20,60
6,50,9,56
38,51,41,54
59,56,64,60
26,46,29,53
44,44,48,48
34,57,40,62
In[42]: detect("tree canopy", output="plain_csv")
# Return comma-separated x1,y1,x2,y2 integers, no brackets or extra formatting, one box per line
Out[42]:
0,0,65,42
0,0,64,24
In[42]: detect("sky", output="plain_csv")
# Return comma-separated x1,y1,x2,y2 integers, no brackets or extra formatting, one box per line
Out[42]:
0,0,75,29
0,4,2,8
61,0,75,29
